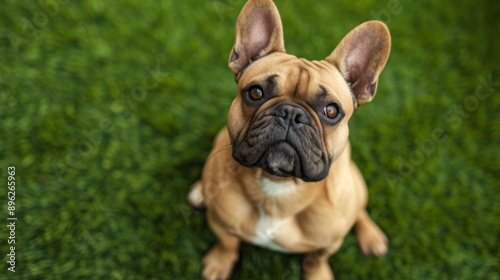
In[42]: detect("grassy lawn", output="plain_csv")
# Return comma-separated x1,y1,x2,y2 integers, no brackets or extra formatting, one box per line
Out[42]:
0,0,499,279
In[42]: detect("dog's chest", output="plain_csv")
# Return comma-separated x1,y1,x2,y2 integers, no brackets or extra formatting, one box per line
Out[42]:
251,208,292,252
222,176,340,253
248,178,299,253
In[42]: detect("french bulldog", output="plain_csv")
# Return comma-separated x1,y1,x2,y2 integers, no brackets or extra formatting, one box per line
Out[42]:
188,0,391,279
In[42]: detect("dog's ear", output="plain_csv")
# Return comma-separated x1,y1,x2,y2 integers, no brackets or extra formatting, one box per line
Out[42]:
326,21,391,106
229,0,285,74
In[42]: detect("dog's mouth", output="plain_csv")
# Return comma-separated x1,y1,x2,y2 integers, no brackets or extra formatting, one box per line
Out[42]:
257,141,299,177
232,103,329,182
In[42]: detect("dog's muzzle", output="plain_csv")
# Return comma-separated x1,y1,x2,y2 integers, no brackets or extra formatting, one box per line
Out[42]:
233,103,329,182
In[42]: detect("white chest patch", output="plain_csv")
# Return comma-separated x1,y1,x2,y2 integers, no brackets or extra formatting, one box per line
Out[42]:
260,177,299,197
251,208,290,253
249,178,301,252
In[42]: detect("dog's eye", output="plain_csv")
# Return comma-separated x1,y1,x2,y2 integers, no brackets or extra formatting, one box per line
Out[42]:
248,86,264,101
323,104,339,119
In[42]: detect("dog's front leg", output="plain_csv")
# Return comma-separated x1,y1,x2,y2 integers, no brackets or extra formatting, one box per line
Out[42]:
302,238,344,280
302,248,335,280
202,209,240,280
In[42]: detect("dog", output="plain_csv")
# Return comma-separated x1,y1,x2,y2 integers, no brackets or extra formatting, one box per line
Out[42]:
188,0,391,279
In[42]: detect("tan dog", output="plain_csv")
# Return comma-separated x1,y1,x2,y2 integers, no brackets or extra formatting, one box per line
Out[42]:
188,0,391,279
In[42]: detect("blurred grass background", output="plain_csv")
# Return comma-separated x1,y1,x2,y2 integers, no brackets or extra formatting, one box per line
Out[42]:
0,0,499,279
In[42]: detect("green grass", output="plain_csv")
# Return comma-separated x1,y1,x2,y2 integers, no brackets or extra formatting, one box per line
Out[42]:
0,0,499,279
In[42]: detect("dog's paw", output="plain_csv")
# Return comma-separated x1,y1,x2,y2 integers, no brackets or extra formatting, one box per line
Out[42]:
188,181,205,209
202,244,238,280
355,214,388,257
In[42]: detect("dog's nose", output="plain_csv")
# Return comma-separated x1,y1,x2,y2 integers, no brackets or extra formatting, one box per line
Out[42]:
274,103,309,127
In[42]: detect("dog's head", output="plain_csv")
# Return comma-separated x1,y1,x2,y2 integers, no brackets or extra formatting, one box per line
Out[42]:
227,0,391,182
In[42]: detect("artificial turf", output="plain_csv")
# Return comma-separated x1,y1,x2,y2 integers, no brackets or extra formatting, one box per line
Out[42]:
0,0,499,279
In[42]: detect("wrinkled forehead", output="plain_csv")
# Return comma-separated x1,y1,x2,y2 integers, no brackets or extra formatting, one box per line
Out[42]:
237,53,354,111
